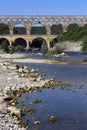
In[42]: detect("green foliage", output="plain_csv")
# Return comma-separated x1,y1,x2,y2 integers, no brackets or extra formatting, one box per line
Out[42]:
30,26,46,35
82,36,87,52
0,41,9,53
9,46,15,54
13,27,26,34
41,42,48,55
16,45,25,51
58,24,87,42
51,24,63,35
47,48,57,56
0,23,9,34
47,43,64,56
54,44,64,54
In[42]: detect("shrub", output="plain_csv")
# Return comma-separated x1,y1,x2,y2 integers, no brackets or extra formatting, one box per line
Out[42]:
47,48,58,56
16,45,25,51
53,44,64,54
0,41,9,53
41,41,48,55
47,43,64,56
9,46,15,54
82,36,87,52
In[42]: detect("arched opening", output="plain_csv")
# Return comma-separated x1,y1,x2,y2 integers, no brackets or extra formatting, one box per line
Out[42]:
30,37,47,51
51,24,63,35
51,37,58,47
30,23,46,35
0,38,10,52
0,23,10,34
67,23,79,32
13,38,27,48
0,38,10,45
13,24,26,35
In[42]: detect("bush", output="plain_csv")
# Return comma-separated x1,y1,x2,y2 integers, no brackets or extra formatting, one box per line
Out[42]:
9,46,15,54
82,37,87,52
15,45,25,51
0,41,9,53
47,43,64,56
53,44,64,54
41,42,48,55
47,48,58,56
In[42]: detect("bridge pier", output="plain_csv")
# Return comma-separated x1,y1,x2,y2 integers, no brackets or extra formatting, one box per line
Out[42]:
9,41,13,46
46,25,51,35
47,41,50,50
26,40,30,50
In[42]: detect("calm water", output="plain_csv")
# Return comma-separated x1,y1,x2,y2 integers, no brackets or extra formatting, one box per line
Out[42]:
17,52,87,130
24,51,87,61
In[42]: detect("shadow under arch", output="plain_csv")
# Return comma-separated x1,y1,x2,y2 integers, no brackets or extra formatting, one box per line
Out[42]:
13,24,26,35
30,23,47,35
0,38,10,46
67,23,79,31
0,23,10,34
30,37,47,50
51,24,63,35
13,37,27,48
51,37,58,47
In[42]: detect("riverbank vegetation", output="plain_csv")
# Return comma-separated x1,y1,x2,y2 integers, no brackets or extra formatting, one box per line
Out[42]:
57,24,87,52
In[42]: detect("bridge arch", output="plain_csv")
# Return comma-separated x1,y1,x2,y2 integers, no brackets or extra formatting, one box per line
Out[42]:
30,37,48,50
67,23,79,31
13,37,27,48
0,38,10,46
51,24,63,35
0,23,10,34
13,24,26,35
30,23,47,35
51,37,58,47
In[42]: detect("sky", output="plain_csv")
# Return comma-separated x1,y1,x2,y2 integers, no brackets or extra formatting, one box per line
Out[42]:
0,0,87,16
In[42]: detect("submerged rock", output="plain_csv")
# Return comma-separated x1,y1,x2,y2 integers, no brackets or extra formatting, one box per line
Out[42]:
50,116,60,123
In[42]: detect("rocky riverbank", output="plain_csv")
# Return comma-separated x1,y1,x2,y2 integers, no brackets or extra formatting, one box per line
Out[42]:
0,53,58,130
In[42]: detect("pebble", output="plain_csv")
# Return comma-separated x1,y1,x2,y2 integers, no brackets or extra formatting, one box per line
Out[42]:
0,54,48,130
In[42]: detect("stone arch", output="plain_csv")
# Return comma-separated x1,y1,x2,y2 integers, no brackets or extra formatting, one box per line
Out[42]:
51,24,63,35
30,37,47,50
13,23,26,35
0,38,10,46
51,37,58,47
0,23,10,34
67,23,79,31
13,37,27,48
30,23,47,35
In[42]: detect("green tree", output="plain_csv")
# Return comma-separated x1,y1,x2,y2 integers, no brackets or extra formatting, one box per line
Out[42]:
0,23,9,34
82,36,87,52
0,40,9,53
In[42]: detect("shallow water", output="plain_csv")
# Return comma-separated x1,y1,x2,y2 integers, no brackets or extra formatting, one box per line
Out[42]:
17,86,87,130
17,52,87,130
25,51,87,61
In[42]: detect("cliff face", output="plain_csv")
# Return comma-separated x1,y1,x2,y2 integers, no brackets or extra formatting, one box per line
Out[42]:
61,41,82,52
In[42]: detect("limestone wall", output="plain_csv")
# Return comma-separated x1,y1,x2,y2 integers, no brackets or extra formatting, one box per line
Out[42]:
61,41,82,52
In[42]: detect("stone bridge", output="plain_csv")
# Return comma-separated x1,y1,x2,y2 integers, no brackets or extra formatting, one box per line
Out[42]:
0,35,56,49
0,15,87,49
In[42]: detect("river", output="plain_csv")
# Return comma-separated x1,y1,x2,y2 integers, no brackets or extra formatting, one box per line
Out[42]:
16,51,87,130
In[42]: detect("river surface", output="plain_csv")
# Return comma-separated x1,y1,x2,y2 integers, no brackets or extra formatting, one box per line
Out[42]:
17,52,87,130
